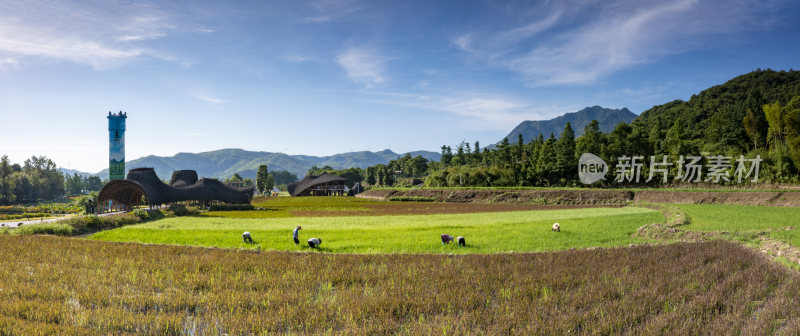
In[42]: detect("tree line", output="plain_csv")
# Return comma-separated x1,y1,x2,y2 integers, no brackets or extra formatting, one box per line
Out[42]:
255,165,298,194
422,97,798,188
299,71,800,189
1,155,107,205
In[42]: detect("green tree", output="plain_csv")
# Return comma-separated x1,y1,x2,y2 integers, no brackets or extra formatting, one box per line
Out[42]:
556,122,577,182
782,97,800,173
85,176,103,191
265,173,275,192
365,166,376,186
440,145,453,166
0,155,15,204
256,164,269,193
375,166,386,186
10,172,34,203
576,120,605,156
272,171,298,185
535,135,558,186
743,108,766,150
472,141,482,165
65,173,84,196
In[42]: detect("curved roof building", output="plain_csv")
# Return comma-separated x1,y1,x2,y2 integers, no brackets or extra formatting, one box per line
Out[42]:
287,173,348,196
98,168,254,211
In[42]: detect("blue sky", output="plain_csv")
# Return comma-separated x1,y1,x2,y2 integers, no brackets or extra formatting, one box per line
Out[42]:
0,0,798,173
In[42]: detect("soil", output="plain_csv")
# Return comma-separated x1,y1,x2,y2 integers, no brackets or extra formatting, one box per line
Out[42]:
358,189,633,205
633,190,800,206
359,189,800,206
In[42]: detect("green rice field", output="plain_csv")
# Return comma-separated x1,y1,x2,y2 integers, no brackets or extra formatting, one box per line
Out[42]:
91,207,663,253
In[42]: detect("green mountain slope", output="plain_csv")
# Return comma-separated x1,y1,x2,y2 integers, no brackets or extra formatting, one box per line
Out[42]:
498,106,636,144
96,149,440,181
631,69,800,155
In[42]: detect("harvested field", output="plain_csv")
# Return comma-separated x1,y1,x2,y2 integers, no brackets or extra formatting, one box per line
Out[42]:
361,188,800,206
635,190,800,206
359,188,633,204
291,202,618,217
2,236,800,335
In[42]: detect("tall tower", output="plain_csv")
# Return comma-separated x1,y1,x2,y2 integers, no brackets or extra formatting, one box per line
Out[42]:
108,111,127,180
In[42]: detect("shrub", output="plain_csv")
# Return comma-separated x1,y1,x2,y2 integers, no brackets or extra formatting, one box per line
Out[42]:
169,204,200,216
388,196,436,202
0,212,49,220
61,214,141,235
208,204,255,211
12,223,74,236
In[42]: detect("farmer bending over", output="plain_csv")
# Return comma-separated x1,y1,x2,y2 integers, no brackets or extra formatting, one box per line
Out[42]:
441,234,454,244
293,225,302,245
457,236,466,247
308,237,322,248
552,223,560,232
242,231,253,243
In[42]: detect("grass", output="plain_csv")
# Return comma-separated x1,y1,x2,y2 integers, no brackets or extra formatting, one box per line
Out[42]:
677,204,800,232
3,236,800,334
91,207,663,253
674,204,800,249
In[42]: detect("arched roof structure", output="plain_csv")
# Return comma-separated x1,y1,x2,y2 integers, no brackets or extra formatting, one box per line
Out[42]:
98,168,254,210
97,179,148,207
287,173,349,196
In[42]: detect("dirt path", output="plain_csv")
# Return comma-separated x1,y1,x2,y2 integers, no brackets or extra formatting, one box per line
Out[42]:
633,204,800,266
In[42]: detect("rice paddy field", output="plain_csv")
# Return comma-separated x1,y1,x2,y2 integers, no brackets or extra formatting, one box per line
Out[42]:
91,206,663,253
4,195,800,334
3,236,800,335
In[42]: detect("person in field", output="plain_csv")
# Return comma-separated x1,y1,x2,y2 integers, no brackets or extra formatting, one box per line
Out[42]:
441,234,454,244
308,237,322,248
457,236,466,247
293,226,302,245
242,231,253,243
552,222,560,232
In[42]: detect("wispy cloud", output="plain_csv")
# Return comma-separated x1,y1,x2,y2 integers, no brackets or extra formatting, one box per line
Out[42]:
283,54,319,63
452,34,472,52
356,90,575,131
0,1,199,69
304,0,364,23
454,0,789,85
0,58,18,69
337,47,388,88
193,95,227,104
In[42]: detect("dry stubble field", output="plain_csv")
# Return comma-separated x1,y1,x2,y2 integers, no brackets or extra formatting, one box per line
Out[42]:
2,236,800,335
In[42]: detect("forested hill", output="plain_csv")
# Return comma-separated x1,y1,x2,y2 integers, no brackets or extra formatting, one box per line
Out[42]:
96,148,440,181
498,106,636,145
631,69,800,155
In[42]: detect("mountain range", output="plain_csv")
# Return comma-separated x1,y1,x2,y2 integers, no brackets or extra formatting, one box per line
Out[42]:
497,106,637,145
93,149,441,181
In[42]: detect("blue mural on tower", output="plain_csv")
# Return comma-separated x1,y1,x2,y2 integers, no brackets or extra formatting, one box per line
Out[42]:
108,111,127,180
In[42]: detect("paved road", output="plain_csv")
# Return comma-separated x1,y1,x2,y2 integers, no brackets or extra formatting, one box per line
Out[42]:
0,211,127,228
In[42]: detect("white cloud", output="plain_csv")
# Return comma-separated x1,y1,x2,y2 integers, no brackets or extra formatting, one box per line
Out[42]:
0,58,18,69
193,95,227,104
283,54,319,63
454,0,788,85
337,47,387,87
304,0,364,23
452,34,472,52
0,1,199,69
